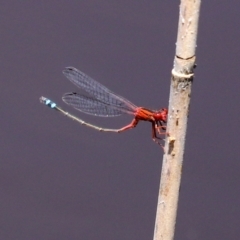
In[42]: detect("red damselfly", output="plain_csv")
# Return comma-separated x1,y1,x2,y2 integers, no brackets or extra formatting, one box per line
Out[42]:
40,67,168,146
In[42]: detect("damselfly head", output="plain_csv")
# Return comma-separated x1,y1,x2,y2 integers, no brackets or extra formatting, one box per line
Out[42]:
154,108,168,122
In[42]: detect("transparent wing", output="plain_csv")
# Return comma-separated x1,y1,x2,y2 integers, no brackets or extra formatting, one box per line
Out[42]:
63,92,128,117
62,67,137,115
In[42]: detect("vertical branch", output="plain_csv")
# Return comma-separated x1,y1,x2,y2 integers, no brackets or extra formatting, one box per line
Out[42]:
153,1,201,240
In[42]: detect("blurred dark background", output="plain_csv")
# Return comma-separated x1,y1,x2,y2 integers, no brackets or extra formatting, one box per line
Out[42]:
1,1,240,239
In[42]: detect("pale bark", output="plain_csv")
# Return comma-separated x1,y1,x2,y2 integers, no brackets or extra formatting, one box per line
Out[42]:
153,1,201,239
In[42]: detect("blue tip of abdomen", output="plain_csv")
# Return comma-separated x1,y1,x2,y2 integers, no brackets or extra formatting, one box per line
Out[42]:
40,97,56,108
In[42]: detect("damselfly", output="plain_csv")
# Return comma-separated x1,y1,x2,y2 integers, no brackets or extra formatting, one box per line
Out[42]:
40,67,168,146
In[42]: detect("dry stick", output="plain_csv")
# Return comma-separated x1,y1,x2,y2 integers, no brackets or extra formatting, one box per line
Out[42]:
153,1,201,240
